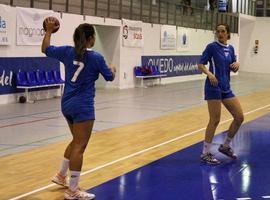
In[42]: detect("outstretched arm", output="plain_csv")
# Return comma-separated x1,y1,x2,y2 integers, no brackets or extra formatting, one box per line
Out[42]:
41,17,56,53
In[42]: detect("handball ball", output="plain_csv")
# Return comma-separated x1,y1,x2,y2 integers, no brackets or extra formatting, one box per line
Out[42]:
43,17,60,33
19,96,26,103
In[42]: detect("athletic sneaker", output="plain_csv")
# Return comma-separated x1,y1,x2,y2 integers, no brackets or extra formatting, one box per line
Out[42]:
218,144,237,159
64,188,95,200
51,173,68,187
201,152,221,165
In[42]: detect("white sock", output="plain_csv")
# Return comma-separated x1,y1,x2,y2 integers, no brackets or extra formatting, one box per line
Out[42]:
223,136,233,147
203,142,211,154
59,158,69,177
69,171,81,191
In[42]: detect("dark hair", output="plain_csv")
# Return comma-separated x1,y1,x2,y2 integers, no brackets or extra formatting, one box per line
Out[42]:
216,23,230,39
73,23,95,61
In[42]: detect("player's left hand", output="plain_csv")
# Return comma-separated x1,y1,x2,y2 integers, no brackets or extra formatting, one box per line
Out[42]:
230,62,240,72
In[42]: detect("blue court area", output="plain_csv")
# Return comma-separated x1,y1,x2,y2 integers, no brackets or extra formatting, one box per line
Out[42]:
88,113,270,200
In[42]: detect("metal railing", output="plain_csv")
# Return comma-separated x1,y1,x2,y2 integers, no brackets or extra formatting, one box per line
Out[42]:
1,0,246,33
230,0,256,16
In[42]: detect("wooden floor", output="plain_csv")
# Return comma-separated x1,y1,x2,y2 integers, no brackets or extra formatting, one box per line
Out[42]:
1,88,270,200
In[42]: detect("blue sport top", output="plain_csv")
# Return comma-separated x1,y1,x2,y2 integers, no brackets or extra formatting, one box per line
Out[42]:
199,41,236,92
45,45,114,114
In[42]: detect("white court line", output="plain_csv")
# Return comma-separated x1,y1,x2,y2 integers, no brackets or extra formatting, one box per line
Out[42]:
262,196,270,199
8,104,270,200
236,198,252,200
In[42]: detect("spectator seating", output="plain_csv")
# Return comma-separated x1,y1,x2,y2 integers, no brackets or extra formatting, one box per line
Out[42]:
134,66,166,87
16,70,64,102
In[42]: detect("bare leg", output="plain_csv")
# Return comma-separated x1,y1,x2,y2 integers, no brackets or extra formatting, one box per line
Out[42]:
222,97,244,138
64,120,95,199
63,122,75,159
201,100,222,164
52,122,76,185
217,97,244,159
205,100,221,143
69,120,94,171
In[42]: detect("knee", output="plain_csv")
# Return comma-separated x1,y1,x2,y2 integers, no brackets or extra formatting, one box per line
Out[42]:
72,142,88,154
235,114,244,125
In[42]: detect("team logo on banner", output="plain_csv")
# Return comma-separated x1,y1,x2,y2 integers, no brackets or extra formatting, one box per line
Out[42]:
122,19,143,48
0,4,11,45
16,7,54,46
177,27,189,51
160,25,176,50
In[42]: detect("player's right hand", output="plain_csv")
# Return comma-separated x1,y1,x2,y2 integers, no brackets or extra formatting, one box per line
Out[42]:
109,64,116,73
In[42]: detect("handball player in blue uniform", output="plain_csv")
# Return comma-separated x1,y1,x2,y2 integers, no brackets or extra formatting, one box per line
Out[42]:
198,23,244,165
42,17,116,199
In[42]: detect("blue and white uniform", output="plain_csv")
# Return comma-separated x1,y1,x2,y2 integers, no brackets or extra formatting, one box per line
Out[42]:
199,41,236,100
46,45,114,123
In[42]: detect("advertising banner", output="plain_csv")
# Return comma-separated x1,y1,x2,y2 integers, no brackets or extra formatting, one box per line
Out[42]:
16,7,54,45
122,19,143,48
0,4,12,45
142,55,202,77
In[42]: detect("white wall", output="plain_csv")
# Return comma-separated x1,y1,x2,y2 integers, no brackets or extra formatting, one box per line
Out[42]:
94,25,120,89
0,5,241,103
239,16,270,73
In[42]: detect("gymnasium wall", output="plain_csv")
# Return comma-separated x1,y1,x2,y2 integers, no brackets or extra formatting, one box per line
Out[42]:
0,5,240,103
120,23,239,88
239,16,270,74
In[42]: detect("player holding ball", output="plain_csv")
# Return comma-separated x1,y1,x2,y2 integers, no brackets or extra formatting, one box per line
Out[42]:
42,17,116,200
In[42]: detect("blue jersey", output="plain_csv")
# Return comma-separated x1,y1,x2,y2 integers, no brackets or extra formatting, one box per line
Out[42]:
200,41,236,93
45,45,113,115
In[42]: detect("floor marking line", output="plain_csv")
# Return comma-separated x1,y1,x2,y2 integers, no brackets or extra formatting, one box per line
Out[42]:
0,116,59,129
8,104,270,200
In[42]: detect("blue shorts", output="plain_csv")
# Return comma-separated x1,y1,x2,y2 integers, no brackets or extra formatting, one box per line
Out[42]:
63,111,95,124
205,88,235,100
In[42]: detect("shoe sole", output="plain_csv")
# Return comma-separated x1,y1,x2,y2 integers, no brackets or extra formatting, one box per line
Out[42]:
201,159,221,165
51,179,68,188
218,150,237,159
64,196,95,200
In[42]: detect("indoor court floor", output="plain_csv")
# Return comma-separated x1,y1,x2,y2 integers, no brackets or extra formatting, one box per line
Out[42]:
1,71,270,200
89,113,270,200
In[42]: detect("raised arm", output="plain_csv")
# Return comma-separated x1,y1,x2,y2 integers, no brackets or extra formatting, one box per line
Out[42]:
41,17,57,53
41,31,52,53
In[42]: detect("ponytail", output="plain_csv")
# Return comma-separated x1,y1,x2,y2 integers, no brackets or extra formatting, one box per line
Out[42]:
73,23,95,61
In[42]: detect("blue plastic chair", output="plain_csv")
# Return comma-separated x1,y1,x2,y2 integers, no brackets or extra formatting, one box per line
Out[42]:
134,66,142,76
35,70,47,85
52,70,64,84
45,71,56,84
16,71,29,86
26,71,38,86
151,66,160,75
